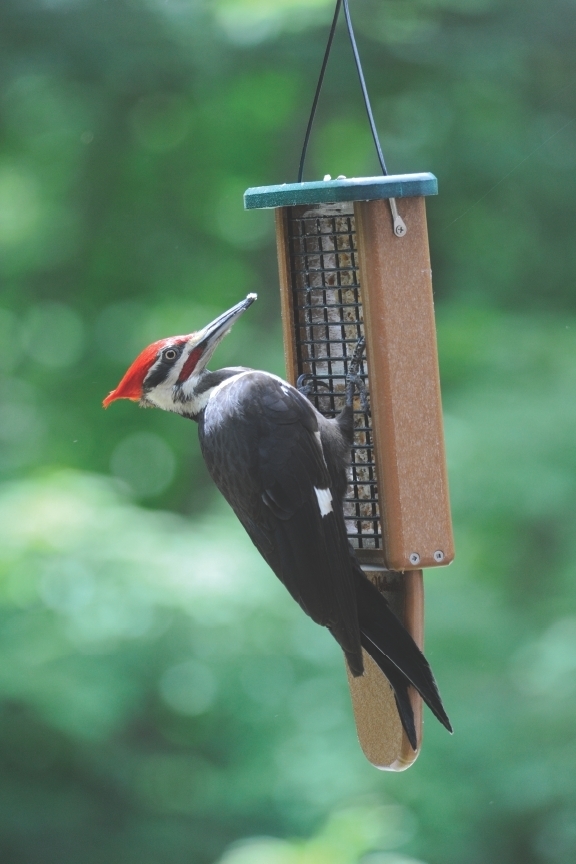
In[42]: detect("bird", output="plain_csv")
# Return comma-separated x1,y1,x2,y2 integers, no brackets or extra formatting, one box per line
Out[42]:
103,293,452,748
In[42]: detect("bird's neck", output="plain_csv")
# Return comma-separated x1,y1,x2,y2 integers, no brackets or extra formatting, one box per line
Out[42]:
176,366,252,421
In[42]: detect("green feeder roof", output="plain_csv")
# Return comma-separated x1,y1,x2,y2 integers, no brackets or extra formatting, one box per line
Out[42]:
244,173,437,210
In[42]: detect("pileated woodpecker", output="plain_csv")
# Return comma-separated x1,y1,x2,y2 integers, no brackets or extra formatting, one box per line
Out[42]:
104,294,451,748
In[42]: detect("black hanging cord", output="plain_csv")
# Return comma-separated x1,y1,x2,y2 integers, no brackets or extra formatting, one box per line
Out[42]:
297,0,389,182
342,0,388,176
297,0,342,184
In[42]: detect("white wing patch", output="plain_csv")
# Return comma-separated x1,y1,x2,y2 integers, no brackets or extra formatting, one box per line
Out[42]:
314,487,333,517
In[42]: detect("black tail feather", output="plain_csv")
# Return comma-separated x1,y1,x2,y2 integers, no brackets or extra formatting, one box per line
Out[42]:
354,567,453,736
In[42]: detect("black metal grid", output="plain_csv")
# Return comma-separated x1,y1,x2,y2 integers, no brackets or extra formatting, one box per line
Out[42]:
287,202,381,550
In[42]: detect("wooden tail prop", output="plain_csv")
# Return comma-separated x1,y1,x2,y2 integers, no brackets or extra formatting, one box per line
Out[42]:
245,175,453,770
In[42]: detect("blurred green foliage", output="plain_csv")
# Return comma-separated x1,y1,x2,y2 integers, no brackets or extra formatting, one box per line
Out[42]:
1,0,576,862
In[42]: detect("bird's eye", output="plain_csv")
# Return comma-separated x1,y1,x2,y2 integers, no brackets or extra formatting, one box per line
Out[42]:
164,349,177,361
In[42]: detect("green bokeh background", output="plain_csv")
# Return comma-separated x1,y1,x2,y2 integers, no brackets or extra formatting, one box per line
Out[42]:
1,1,575,862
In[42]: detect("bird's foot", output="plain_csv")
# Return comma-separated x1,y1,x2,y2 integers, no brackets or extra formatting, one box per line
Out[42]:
346,338,370,413
297,373,330,400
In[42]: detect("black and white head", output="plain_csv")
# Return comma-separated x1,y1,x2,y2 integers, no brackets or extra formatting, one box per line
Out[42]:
103,294,256,416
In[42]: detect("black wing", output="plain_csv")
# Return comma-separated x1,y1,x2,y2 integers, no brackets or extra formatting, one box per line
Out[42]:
199,369,452,745
199,371,363,673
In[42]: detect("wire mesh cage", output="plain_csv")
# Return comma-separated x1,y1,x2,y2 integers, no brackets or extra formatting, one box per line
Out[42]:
287,201,381,555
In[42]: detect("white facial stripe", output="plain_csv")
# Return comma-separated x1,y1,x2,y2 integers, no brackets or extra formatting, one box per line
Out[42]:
169,369,254,418
145,342,194,388
149,366,303,418
208,369,296,399
314,487,333,517
209,369,255,398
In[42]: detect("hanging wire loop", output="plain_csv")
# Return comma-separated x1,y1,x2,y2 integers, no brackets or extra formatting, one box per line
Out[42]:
296,0,406,236
341,0,388,176
297,0,389,182
297,0,342,184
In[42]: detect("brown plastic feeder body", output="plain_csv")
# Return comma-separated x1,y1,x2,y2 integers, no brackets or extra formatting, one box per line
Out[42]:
244,174,453,769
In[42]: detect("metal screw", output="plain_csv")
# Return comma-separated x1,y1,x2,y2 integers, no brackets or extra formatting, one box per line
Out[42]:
434,550,445,563
389,198,407,237
409,552,420,565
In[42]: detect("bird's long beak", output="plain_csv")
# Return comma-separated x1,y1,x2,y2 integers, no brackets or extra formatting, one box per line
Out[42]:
195,293,257,354
186,292,258,375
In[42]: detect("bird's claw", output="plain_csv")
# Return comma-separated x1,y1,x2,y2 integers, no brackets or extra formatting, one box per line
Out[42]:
297,373,330,399
346,337,370,414
298,339,369,414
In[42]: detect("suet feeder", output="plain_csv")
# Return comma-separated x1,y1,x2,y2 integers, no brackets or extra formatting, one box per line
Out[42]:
244,174,454,770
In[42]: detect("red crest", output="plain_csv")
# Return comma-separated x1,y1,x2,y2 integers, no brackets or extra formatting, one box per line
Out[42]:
103,339,169,407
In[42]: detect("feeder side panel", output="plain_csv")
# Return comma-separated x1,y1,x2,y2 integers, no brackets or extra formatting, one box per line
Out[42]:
275,208,299,384
346,649,404,769
354,197,454,572
402,569,424,763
